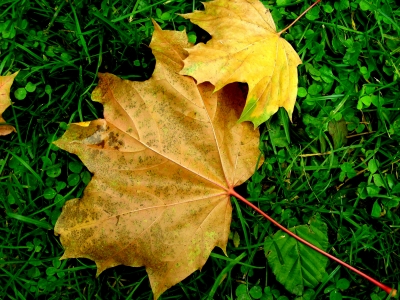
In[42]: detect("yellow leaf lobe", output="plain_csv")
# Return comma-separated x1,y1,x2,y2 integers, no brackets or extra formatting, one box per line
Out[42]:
0,71,19,135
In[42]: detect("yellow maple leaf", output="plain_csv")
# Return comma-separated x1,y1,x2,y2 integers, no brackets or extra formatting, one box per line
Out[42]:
180,0,302,127
0,71,19,135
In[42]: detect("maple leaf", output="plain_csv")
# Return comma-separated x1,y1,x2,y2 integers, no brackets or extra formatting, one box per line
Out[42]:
180,0,302,127
0,71,18,136
54,23,262,299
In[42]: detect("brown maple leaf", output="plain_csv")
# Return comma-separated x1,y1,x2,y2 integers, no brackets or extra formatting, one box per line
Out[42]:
180,0,302,127
54,23,262,299
0,71,19,136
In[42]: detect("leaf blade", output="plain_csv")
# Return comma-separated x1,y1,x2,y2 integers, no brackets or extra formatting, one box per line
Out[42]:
180,0,302,126
54,24,262,299
0,71,19,135
264,216,329,295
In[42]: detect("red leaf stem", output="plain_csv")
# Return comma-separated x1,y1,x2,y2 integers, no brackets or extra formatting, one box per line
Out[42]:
229,188,397,297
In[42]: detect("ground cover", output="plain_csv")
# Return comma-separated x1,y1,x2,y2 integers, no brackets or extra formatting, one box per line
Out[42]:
0,0,399,299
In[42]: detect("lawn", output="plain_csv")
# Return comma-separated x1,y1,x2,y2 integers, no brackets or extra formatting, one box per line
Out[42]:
1,0,399,299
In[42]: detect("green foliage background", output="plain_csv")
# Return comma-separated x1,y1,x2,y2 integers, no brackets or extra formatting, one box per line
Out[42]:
0,0,399,299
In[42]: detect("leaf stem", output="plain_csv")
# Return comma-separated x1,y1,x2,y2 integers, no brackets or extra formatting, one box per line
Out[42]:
229,188,397,297
277,0,321,36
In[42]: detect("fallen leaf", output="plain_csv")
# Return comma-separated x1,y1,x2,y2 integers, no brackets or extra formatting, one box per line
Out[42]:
0,71,19,135
54,23,262,299
328,118,348,149
180,0,302,127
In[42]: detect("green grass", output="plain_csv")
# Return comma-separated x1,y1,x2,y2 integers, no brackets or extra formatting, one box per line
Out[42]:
1,0,400,299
